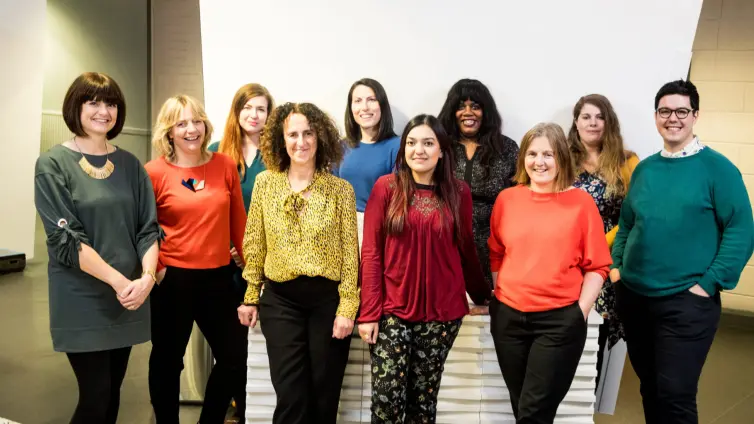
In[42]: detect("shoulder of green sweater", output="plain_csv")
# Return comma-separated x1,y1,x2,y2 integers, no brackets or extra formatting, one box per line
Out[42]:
701,146,741,175
207,141,220,152
631,151,661,174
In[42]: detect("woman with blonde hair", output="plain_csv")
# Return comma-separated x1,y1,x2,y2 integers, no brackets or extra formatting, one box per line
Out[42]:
567,94,639,392
237,102,359,424
145,95,248,423
488,122,611,423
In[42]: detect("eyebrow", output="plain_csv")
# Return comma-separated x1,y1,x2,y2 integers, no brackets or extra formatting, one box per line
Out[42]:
408,137,436,142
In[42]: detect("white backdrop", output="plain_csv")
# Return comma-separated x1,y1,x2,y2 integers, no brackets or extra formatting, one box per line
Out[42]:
199,0,702,161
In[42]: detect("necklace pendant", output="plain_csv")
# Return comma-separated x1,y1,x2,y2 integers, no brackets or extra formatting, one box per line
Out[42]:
194,180,205,191
78,156,115,180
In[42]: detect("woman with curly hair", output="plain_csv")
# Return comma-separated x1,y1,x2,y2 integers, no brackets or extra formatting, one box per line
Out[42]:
567,94,638,394
438,79,519,291
236,102,359,424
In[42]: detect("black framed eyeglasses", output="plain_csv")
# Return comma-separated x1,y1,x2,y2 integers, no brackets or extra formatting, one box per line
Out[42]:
656,107,694,119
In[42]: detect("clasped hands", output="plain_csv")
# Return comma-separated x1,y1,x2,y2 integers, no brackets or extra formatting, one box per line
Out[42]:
113,273,155,311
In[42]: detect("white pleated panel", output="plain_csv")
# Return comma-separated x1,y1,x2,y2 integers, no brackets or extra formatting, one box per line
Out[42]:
246,311,603,423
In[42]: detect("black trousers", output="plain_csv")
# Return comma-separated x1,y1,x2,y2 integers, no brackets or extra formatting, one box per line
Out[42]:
616,283,721,424
490,298,587,424
66,346,132,424
259,276,351,424
148,265,248,424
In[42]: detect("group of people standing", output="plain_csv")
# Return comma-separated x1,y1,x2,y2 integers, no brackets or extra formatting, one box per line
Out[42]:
34,70,753,424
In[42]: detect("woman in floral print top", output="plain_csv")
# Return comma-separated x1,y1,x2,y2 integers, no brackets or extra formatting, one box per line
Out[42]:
567,94,639,389
438,79,519,290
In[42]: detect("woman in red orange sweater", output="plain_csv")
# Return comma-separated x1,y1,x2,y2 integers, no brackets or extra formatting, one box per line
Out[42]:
488,122,611,423
145,95,248,424
358,114,491,423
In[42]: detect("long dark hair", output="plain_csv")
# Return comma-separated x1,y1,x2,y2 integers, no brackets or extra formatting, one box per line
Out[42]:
344,78,397,147
386,114,463,243
438,78,506,178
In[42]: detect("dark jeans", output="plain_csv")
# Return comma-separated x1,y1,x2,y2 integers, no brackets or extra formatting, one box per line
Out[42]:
490,298,587,424
369,315,462,423
66,346,132,424
148,265,248,424
616,283,721,424
259,276,351,424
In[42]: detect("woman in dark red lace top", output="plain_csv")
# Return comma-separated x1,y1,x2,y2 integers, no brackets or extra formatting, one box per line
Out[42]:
358,114,490,423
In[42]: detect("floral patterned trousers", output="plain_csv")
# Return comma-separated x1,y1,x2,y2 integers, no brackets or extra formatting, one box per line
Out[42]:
369,315,461,424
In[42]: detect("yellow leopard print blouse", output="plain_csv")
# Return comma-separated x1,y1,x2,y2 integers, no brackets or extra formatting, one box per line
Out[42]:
241,170,360,319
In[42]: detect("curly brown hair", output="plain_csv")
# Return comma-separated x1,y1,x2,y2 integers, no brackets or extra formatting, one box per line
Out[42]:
261,102,343,172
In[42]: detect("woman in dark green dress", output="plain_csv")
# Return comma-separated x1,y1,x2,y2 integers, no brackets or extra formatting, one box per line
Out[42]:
33,72,162,424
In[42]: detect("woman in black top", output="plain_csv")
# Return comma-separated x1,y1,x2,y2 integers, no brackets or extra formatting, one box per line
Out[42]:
438,79,519,290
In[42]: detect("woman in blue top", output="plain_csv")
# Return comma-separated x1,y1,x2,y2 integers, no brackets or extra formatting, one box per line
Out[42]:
335,78,400,251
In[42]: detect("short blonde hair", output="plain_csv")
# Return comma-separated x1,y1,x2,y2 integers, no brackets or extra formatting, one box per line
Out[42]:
513,122,575,192
152,95,214,161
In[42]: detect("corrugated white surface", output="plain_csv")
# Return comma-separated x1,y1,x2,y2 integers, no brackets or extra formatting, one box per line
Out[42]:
246,310,602,423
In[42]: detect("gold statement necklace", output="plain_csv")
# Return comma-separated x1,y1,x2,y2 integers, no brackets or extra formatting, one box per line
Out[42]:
74,136,114,179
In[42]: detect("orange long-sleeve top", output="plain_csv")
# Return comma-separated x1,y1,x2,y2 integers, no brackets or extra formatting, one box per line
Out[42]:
145,153,246,272
488,185,612,312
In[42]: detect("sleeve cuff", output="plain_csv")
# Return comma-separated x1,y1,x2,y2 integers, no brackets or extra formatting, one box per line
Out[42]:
244,284,261,305
336,297,359,321
698,275,718,296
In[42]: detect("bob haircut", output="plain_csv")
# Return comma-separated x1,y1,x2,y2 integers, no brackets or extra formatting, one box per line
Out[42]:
151,95,214,161
344,78,397,147
218,83,275,176
513,122,575,192
261,102,343,172
62,72,126,140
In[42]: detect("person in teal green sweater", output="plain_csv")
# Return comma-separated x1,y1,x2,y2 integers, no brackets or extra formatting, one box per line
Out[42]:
611,79,754,424
207,82,274,422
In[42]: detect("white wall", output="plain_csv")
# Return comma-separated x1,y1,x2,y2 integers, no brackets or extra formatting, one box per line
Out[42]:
0,0,47,258
43,0,150,161
199,0,702,161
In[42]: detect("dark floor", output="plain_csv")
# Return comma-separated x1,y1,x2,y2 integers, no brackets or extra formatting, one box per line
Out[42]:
1,219,753,423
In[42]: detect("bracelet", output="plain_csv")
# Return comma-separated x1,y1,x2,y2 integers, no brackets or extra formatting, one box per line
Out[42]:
142,269,157,284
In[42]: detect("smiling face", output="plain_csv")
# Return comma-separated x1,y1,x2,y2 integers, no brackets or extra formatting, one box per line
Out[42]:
405,124,443,183
525,136,558,192
455,99,483,139
351,84,382,133
239,95,269,135
655,94,697,149
575,102,605,149
284,113,317,168
170,105,206,158
80,99,117,138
